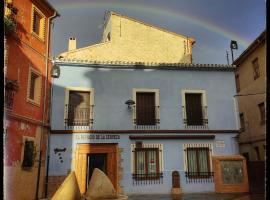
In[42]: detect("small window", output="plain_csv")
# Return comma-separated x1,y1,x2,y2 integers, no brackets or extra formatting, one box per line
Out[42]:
107,33,111,41
22,140,35,169
27,68,41,105
258,102,265,124
239,113,245,131
31,6,45,40
235,74,240,92
252,58,260,80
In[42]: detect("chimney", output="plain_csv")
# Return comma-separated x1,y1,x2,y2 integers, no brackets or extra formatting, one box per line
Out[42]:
68,37,76,51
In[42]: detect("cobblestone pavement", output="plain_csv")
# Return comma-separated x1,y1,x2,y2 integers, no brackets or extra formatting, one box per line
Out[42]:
128,193,265,200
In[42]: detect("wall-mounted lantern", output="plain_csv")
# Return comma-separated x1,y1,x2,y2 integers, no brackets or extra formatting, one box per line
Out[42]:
51,64,60,78
125,99,135,109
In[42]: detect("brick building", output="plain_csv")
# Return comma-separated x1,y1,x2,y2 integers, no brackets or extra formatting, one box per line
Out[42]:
4,0,59,199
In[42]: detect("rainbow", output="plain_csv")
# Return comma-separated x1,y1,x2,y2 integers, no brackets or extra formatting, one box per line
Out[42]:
52,1,250,47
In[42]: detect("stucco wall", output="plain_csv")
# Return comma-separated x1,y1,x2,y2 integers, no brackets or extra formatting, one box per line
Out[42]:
48,133,238,194
51,65,237,130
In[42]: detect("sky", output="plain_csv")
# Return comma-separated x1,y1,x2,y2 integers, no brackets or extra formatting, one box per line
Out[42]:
48,0,266,64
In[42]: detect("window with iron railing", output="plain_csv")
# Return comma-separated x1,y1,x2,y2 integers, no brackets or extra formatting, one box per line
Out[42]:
131,143,163,185
182,93,208,129
185,147,214,183
65,90,93,127
133,92,160,129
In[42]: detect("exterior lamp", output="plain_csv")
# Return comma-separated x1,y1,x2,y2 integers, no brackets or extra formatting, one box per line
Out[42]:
51,64,60,78
230,40,238,63
125,99,135,109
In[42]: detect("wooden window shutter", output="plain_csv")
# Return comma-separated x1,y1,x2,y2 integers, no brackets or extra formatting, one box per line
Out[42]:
40,17,45,40
136,92,155,125
185,93,203,125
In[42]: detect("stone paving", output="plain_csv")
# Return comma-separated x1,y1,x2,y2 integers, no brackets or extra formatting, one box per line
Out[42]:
128,193,265,200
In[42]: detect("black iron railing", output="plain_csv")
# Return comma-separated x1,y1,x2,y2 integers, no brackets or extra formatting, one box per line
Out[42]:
65,104,94,127
132,173,163,185
182,105,208,129
185,172,214,183
133,105,160,129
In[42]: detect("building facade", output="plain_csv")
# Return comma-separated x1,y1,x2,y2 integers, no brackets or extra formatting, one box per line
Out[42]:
233,30,266,193
59,11,195,63
47,12,249,196
4,0,59,199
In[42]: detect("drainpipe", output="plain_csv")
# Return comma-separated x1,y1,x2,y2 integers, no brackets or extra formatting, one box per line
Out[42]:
35,11,59,200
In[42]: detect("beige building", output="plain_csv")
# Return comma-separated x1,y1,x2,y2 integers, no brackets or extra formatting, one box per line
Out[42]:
234,30,266,163
58,11,195,63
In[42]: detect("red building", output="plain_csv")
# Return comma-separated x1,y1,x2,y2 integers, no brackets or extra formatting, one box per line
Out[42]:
4,0,59,199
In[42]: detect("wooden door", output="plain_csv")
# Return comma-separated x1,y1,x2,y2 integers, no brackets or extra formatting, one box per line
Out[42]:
74,143,118,194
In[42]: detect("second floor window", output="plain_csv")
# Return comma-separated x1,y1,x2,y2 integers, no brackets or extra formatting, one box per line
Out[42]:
65,89,94,127
31,6,45,40
252,58,260,80
133,89,160,128
27,68,42,105
136,92,156,125
182,91,208,128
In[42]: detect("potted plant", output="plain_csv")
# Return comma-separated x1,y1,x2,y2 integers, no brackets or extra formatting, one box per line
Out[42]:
5,79,19,91
4,15,16,34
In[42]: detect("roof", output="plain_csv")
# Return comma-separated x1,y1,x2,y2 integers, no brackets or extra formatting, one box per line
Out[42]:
233,30,266,65
107,11,196,44
41,0,60,17
54,58,235,71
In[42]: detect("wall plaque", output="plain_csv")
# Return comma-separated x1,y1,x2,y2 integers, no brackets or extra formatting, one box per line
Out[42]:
216,140,225,148
220,160,243,184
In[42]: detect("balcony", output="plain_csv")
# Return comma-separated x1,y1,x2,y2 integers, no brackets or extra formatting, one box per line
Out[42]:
64,104,94,129
182,105,208,129
133,105,160,129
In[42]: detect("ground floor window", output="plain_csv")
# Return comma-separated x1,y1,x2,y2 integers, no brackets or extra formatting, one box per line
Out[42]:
184,143,214,183
131,143,163,185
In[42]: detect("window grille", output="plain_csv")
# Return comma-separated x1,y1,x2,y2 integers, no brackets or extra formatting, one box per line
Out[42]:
131,143,163,185
183,143,214,183
65,91,93,128
134,92,160,129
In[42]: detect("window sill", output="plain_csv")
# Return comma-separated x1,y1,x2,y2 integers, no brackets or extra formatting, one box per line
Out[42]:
27,98,40,107
31,31,45,43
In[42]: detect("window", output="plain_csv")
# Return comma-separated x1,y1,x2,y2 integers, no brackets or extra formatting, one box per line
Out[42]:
235,74,240,92
65,87,94,127
239,113,245,131
252,58,260,80
133,89,160,128
184,143,214,183
27,68,41,105
22,140,35,169
131,143,163,184
31,6,45,40
182,90,208,128
258,102,265,124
